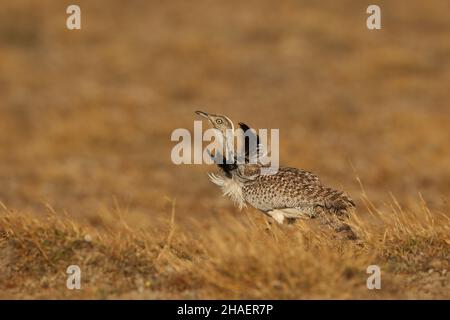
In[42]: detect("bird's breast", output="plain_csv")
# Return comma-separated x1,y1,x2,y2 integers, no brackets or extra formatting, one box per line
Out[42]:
209,173,246,209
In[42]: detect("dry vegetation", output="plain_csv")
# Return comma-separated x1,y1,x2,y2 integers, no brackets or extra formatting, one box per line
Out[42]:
0,193,449,299
0,0,449,299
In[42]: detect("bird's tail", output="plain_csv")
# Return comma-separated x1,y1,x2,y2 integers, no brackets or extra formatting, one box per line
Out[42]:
321,187,356,216
315,188,357,240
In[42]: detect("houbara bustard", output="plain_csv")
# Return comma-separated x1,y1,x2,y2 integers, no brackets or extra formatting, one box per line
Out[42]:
195,110,357,238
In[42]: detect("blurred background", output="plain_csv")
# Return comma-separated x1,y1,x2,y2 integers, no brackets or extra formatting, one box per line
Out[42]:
0,0,449,226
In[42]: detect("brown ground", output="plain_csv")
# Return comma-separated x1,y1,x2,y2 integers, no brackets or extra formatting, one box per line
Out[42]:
0,0,449,299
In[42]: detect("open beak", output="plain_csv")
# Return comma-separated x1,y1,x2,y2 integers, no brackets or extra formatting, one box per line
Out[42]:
195,110,210,119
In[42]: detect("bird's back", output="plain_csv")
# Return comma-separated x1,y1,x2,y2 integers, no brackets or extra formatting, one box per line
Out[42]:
241,166,355,217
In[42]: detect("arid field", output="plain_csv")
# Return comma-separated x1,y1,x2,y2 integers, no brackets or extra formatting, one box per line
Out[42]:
0,0,449,299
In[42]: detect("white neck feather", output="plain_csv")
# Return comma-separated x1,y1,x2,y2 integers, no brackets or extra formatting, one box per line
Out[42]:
208,173,246,209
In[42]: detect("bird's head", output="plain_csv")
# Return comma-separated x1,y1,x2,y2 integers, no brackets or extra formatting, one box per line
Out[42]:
195,110,234,135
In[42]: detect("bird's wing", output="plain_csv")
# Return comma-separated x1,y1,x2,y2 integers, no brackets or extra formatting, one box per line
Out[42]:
242,167,354,216
280,167,321,185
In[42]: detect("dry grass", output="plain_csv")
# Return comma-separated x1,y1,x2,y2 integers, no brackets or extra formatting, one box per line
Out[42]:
0,0,449,299
0,193,448,299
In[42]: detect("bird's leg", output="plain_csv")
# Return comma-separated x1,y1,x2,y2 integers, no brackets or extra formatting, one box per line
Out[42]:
286,217,297,224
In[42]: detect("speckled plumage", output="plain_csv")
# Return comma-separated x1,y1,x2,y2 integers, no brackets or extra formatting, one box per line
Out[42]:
211,163,355,224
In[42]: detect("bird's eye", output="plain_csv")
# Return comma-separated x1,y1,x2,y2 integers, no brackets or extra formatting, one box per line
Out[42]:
216,119,223,124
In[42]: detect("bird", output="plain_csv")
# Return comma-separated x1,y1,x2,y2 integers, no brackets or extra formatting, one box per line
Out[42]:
195,111,356,237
